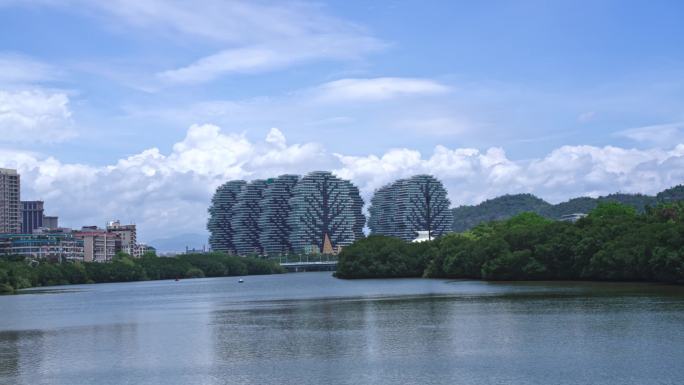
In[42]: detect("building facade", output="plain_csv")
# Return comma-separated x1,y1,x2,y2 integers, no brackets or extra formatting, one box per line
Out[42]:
0,168,21,234
259,175,299,256
75,227,120,262
106,220,137,255
368,184,397,236
368,175,453,241
0,230,84,261
288,171,365,254
346,181,366,241
21,201,44,234
42,216,59,229
132,243,155,257
207,180,246,253
231,180,268,255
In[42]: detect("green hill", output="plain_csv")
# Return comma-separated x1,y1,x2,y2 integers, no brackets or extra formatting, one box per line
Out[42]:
452,185,682,232
657,185,684,202
452,194,550,232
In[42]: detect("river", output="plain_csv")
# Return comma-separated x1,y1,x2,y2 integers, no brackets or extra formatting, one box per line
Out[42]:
1,272,683,385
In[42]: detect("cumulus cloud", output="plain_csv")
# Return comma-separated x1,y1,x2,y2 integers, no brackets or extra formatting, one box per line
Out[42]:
335,144,684,206
2,124,329,241
4,124,684,244
314,78,450,102
0,90,76,143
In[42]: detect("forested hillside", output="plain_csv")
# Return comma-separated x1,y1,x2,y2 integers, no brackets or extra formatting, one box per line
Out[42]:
337,202,684,284
451,185,683,232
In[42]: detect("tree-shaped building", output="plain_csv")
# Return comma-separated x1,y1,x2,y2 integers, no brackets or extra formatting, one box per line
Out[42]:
231,180,268,255
207,180,246,253
259,174,300,256
368,175,452,241
288,171,365,253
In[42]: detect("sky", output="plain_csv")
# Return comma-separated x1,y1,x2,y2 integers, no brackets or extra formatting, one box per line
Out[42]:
0,0,683,244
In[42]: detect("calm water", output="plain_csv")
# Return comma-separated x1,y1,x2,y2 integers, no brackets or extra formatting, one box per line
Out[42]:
1,273,684,385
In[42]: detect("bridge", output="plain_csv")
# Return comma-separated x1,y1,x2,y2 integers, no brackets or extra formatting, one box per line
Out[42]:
279,260,338,272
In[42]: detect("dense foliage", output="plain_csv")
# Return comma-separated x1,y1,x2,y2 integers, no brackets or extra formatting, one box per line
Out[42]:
451,194,550,232
337,202,684,284
450,185,684,232
0,252,284,294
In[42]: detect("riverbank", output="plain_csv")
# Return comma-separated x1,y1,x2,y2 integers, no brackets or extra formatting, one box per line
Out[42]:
0,252,284,294
336,202,684,284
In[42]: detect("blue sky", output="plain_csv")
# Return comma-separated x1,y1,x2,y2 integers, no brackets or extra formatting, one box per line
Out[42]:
0,0,683,243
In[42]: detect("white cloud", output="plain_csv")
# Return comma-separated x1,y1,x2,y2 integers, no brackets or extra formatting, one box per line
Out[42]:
157,47,283,84
0,53,61,85
265,127,287,149
4,124,684,244
1,1,385,85
577,111,596,123
0,90,76,143
314,78,450,102
92,0,385,85
335,143,684,207
617,122,684,147
157,38,383,85
2,124,328,241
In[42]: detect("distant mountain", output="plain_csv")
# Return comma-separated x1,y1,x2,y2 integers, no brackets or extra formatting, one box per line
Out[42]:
540,193,656,219
657,185,684,202
451,185,683,232
147,233,208,254
452,194,550,233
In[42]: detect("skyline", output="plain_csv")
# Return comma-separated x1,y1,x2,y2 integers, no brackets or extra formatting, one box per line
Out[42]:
0,0,683,241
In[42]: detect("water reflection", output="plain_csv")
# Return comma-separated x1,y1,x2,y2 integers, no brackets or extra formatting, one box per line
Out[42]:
1,274,684,385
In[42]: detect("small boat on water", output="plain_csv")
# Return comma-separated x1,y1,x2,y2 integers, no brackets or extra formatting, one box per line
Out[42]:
238,279,244,283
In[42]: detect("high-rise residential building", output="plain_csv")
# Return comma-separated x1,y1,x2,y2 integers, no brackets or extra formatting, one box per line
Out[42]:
231,180,268,255
106,220,137,255
259,175,299,255
0,168,21,234
132,243,155,258
368,184,397,236
208,180,246,253
346,181,366,241
0,229,84,262
288,171,365,254
21,201,44,234
74,226,120,262
42,216,59,229
368,175,452,241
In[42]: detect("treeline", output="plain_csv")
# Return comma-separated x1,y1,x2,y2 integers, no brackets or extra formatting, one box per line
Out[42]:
0,252,284,294
451,184,684,232
336,202,684,284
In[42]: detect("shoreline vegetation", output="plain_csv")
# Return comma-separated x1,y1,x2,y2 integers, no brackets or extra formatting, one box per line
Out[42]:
0,252,284,294
336,202,684,284
4,201,684,294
